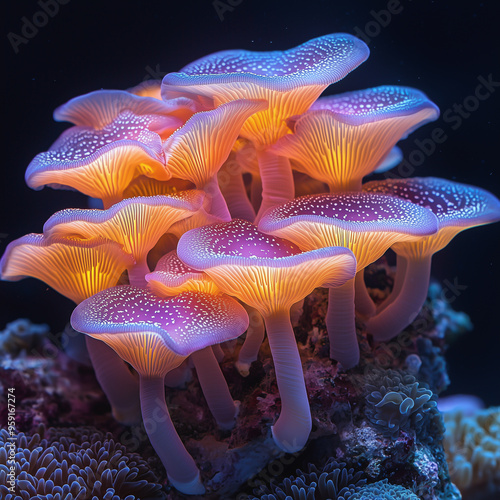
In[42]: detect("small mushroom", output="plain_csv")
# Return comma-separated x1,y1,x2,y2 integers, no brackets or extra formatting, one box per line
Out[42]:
363,177,500,340
71,286,248,494
177,219,356,452
258,192,438,367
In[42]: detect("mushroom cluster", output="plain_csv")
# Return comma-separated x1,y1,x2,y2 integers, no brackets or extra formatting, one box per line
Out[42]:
2,33,499,494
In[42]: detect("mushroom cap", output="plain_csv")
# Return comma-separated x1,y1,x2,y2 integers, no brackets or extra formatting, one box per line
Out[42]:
177,219,356,315
43,191,205,264
163,99,267,187
363,177,500,256
0,235,133,304
163,33,369,93
258,192,438,269
25,111,170,206
146,250,219,296
71,286,249,376
162,34,369,145
53,89,192,131
272,86,438,190
308,86,439,128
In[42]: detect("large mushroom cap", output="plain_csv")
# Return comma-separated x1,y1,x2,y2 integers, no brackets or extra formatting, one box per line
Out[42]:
272,86,439,192
258,192,438,270
177,219,356,315
25,111,170,207
363,177,500,256
71,286,249,361
43,191,205,264
162,34,369,146
0,235,133,304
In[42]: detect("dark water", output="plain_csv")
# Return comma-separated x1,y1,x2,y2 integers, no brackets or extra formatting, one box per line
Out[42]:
2,0,499,407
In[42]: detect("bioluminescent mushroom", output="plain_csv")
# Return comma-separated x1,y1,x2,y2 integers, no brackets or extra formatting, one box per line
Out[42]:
53,89,192,134
162,99,267,220
147,250,266,376
147,250,237,425
25,111,171,208
271,86,439,193
0,234,142,424
363,177,500,341
43,192,205,287
71,286,249,494
177,219,356,452
258,193,438,368
162,34,370,220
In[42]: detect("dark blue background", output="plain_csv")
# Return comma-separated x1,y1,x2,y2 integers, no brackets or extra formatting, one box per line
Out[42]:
2,0,499,404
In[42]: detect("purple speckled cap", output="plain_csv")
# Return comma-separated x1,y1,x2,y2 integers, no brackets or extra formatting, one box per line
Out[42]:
259,192,438,235
177,219,356,281
71,286,249,357
25,111,168,190
306,86,439,128
53,89,192,130
363,177,500,228
162,34,369,97
177,219,301,269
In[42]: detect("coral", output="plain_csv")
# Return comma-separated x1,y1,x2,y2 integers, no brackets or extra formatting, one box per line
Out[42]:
349,479,420,500
0,425,164,500
443,407,500,494
253,459,366,500
365,369,438,440
0,319,49,357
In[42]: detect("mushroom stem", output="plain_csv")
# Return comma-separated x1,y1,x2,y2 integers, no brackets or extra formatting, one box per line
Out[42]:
354,270,376,317
264,309,311,453
219,167,256,222
326,279,360,369
367,255,432,342
127,260,150,288
86,337,141,425
377,254,408,313
203,177,232,221
236,305,266,376
255,150,295,222
190,347,237,430
139,376,205,495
